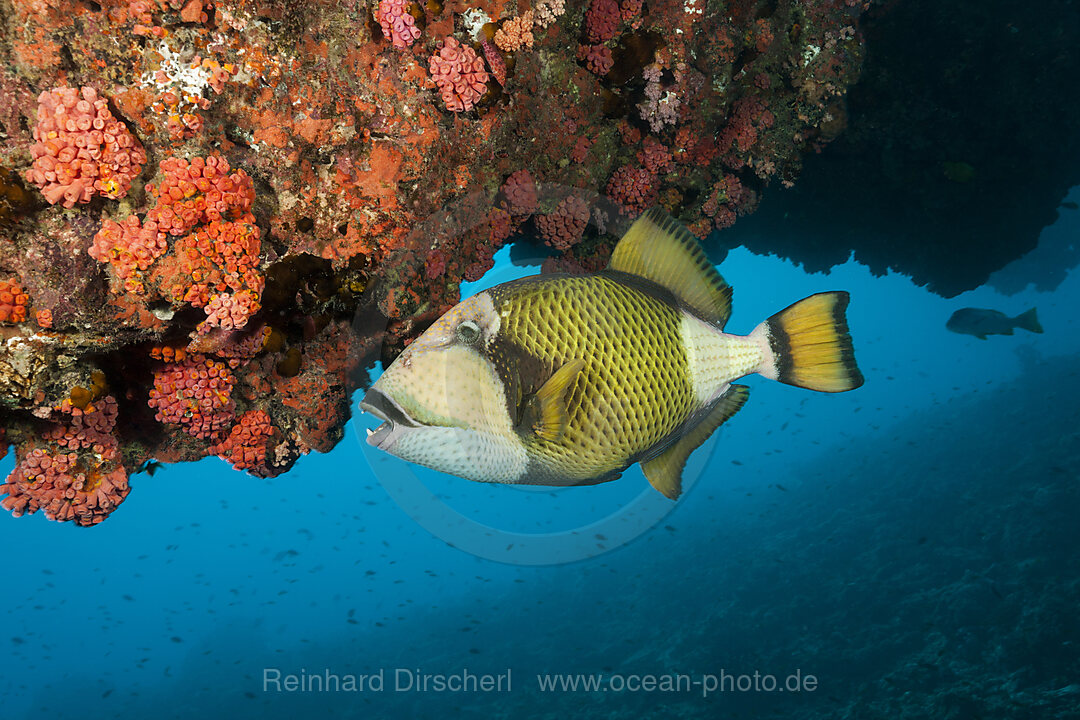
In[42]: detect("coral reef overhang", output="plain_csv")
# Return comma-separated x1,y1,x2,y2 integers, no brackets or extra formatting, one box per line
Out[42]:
0,0,1070,524
716,0,1080,297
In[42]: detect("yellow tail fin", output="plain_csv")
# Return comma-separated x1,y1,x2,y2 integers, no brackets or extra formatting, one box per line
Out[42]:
761,291,863,393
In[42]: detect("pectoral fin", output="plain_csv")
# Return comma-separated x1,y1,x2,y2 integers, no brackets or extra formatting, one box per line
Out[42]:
521,359,586,442
642,385,750,499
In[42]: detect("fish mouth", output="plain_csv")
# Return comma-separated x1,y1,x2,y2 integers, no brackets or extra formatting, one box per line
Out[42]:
359,388,421,449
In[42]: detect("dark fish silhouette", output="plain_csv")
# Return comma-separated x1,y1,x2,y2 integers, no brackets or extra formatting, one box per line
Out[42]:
946,307,1043,340
134,460,164,476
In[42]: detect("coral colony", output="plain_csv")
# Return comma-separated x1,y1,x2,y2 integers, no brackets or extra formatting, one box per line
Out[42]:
0,0,872,525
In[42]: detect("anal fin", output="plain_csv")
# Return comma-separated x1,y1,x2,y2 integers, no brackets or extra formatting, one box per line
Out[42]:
642,385,750,500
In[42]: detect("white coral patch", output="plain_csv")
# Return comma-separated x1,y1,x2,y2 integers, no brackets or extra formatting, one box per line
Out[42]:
461,9,492,42
140,42,216,99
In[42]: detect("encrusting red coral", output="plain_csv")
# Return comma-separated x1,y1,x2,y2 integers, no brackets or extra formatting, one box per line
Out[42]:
577,44,614,76
147,355,236,440
429,37,489,113
0,279,29,324
585,0,620,43
0,450,129,526
149,345,187,363
209,409,278,475
89,214,169,294
375,0,421,50
637,136,674,174
607,165,658,215
619,0,643,22
494,12,535,53
0,396,130,526
536,195,590,251
89,154,262,320
501,170,538,217
488,207,513,245
200,291,259,333
208,324,271,368
701,173,748,230
718,96,776,158
150,155,255,231
25,86,146,208
174,217,262,315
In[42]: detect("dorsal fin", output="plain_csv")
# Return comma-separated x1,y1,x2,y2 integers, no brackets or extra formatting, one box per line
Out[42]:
641,384,749,499
608,208,733,327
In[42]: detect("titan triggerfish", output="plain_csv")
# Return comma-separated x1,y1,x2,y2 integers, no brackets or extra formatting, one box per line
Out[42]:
361,209,864,499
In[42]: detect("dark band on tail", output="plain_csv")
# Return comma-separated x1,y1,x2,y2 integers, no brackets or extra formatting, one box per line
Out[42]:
768,317,796,381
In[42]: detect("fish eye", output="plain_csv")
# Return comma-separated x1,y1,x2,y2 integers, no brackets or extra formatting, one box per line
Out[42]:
456,320,481,344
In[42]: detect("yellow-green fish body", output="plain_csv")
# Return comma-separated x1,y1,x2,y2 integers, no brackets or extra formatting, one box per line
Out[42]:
362,209,863,498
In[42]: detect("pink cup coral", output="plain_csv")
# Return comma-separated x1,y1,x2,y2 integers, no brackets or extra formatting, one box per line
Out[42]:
25,86,146,208
429,37,489,112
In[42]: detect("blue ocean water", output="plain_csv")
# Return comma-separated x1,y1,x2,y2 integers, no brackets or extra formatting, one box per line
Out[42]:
3,195,1079,718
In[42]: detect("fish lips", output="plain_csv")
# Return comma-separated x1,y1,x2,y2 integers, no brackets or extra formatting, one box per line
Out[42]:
359,388,421,450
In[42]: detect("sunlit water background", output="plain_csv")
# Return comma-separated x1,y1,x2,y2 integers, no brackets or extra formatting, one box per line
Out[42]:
3,188,1078,719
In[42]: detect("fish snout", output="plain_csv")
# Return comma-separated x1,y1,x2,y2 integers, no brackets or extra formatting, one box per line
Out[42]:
359,387,419,450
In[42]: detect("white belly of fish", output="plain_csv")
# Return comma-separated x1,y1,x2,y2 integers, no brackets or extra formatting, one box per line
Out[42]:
391,426,530,484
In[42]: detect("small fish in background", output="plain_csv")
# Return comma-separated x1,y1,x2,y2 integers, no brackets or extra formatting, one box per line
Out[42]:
946,307,1043,340
361,209,864,499
134,460,164,476
1061,201,1078,210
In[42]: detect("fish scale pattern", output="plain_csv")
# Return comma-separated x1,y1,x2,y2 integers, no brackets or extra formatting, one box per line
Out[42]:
493,275,695,481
